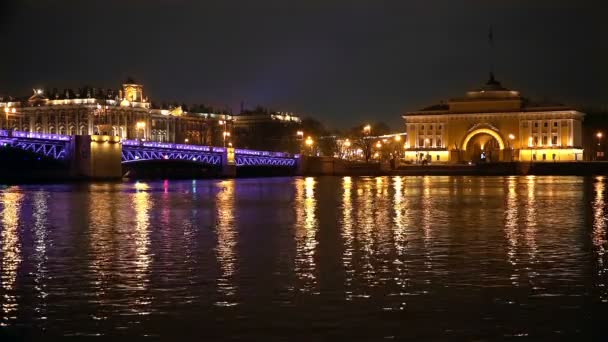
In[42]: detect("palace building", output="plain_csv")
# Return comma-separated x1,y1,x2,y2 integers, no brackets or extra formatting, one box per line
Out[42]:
402,74,585,163
0,80,233,146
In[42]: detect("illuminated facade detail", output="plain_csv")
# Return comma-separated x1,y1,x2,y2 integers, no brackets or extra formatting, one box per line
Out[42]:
402,74,585,163
0,81,233,146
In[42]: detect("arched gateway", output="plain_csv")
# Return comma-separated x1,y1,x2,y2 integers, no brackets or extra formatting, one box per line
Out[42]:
461,127,505,162
402,74,584,163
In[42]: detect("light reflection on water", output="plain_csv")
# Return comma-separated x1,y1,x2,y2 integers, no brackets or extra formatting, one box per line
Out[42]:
1,189,23,326
0,176,606,339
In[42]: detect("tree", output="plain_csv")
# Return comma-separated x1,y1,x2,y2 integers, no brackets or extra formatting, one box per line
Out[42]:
347,122,391,162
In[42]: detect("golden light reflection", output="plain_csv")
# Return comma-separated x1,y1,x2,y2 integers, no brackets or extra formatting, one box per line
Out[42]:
341,177,354,300
422,176,433,272
504,177,520,286
392,176,408,311
1,189,24,326
32,191,49,321
592,176,608,302
355,178,376,292
524,176,538,283
133,182,152,288
215,180,238,306
88,184,116,321
294,177,318,293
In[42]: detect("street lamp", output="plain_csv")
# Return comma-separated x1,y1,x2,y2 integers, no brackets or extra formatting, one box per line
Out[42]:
394,135,401,142
596,132,603,161
344,139,351,159
363,125,371,135
305,136,314,155
222,131,231,147
508,134,515,161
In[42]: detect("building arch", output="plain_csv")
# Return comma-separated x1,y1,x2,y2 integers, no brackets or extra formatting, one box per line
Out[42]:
461,127,505,151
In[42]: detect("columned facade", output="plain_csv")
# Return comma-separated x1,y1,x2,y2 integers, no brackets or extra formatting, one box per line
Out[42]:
0,81,233,146
402,75,584,163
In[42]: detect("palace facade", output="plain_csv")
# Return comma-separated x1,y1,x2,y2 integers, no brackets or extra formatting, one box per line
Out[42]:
402,74,585,163
0,80,233,146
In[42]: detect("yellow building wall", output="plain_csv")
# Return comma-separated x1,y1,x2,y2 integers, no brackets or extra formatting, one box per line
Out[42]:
519,148,583,162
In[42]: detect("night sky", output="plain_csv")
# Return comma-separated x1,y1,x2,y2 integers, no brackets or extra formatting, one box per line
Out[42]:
0,1,605,128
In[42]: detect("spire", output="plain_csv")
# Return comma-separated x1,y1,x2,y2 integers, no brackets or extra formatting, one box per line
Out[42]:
488,26,495,77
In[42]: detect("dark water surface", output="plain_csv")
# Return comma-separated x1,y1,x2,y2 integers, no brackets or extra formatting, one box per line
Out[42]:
1,176,607,340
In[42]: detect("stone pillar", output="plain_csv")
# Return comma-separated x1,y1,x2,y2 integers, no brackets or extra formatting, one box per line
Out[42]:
70,135,123,180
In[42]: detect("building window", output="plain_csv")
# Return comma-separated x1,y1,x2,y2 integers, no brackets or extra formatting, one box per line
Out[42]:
534,122,539,128
436,155,440,161
438,124,442,130
533,154,537,160
533,137,539,145
419,138,424,147
429,125,433,130
544,122,548,127
542,154,546,160
552,136,558,145
542,136,548,145
552,154,557,160
436,138,441,147
553,122,558,127
420,125,424,130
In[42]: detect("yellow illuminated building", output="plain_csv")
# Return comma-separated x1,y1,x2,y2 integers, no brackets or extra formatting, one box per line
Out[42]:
402,74,584,163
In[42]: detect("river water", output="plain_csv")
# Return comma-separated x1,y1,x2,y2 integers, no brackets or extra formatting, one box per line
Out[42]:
0,176,607,340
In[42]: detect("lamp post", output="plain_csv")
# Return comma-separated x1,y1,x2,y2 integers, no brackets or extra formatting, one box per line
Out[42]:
305,136,314,156
528,137,534,162
222,131,231,147
508,134,515,161
596,132,603,161
296,130,304,154
344,138,351,159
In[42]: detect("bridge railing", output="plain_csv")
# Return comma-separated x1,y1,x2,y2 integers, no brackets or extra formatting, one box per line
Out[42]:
235,148,299,159
122,139,225,153
0,130,71,141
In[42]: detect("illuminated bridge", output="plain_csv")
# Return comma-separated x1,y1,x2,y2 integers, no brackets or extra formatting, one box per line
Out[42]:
0,130,300,178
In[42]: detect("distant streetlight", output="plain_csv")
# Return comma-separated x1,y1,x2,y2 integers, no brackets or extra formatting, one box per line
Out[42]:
363,125,371,135
222,131,231,147
394,135,401,142
305,136,314,155
344,139,351,147
297,130,304,138
376,141,382,148
597,132,604,161
185,138,189,144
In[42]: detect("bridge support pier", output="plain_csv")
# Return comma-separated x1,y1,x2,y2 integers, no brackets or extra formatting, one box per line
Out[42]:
70,135,123,180
221,147,237,178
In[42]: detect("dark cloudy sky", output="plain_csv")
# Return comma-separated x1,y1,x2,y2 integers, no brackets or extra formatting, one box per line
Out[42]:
0,0,605,128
